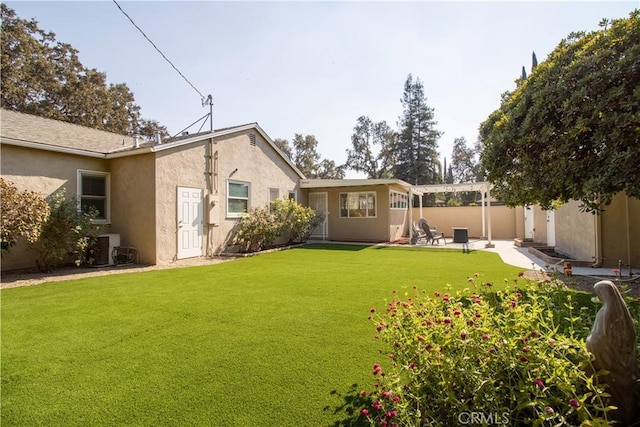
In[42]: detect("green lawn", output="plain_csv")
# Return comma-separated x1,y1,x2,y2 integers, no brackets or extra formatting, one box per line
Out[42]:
1,244,523,426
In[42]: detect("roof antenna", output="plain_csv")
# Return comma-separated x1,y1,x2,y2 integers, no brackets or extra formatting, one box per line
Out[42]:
202,94,213,132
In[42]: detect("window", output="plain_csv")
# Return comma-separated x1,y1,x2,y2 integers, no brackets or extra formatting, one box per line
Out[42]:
390,191,409,209
269,188,279,211
288,190,297,202
227,180,250,217
77,170,110,222
339,192,376,218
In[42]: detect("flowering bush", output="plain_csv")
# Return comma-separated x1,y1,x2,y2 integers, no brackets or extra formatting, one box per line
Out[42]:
29,189,101,272
233,198,322,252
0,178,50,253
233,206,280,252
360,276,639,426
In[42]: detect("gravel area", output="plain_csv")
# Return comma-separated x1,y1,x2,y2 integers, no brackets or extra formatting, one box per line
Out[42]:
0,257,233,289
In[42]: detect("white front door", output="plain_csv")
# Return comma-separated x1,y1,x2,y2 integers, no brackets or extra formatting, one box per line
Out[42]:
177,187,203,259
546,210,556,247
309,192,328,239
524,205,534,240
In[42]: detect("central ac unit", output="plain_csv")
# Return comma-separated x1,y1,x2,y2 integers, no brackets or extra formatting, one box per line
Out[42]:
91,234,120,266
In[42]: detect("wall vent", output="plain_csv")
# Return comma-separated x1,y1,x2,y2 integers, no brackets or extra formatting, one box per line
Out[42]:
249,133,256,146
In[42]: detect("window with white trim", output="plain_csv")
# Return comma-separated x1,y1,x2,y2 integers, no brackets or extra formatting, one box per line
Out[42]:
77,170,110,222
390,191,409,209
268,188,279,211
339,192,376,218
227,180,250,217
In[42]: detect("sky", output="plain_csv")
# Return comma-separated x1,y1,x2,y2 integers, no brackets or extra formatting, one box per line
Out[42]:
6,1,638,178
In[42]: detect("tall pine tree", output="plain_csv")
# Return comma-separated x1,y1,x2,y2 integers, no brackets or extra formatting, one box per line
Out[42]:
394,74,442,185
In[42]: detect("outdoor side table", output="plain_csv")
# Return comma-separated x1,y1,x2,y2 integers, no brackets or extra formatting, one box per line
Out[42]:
452,227,469,244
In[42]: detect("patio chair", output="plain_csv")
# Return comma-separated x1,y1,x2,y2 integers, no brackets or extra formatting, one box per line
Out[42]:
419,218,446,245
411,221,428,245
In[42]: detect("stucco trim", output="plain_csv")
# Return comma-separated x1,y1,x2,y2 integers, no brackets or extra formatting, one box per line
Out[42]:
1,137,107,158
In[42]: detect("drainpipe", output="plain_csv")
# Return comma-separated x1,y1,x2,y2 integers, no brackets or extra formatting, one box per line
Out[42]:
592,198,603,267
625,195,631,274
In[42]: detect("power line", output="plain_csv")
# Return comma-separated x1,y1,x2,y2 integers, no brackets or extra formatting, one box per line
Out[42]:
112,0,205,100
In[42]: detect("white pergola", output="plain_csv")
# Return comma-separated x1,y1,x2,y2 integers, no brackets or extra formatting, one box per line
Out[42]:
409,181,495,248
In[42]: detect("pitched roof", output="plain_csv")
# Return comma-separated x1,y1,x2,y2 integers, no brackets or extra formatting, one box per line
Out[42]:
0,109,305,178
0,108,139,154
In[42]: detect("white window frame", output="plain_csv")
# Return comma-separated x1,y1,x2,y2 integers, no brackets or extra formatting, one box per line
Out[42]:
339,191,377,218
77,170,110,224
227,180,251,218
390,190,409,209
268,187,279,212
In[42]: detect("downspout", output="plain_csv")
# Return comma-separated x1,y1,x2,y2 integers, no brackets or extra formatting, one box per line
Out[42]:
625,195,631,274
592,196,603,267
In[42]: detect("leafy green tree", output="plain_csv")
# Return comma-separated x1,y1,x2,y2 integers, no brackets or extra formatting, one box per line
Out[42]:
291,134,321,177
0,4,165,137
451,137,479,184
345,116,396,178
0,178,50,253
273,138,293,159
479,11,640,212
394,74,443,185
317,159,345,179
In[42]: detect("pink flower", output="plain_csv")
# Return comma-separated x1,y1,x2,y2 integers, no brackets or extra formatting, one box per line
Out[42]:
509,300,517,308
360,390,367,397
373,401,382,411
361,408,369,416
443,317,452,324
482,333,489,340
515,292,522,299
545,406,554,415
534,379,544,388
434,291,440,297
381,391,392,399
460,330,468,339
386,410,398,419
393,396,400,402
417,335,425,342
453,310,462,316
569,399,580,408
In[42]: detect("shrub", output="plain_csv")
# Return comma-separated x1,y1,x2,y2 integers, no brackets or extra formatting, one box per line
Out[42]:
0,178,50,253
233,206,280,253
360,276,638,426
271,197,322,244
29,189,102,272
233,199,322,252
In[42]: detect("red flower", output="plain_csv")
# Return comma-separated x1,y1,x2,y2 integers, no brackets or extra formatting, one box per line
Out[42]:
443,317,452,324
509,300,517,308
361,408,369,416
569,399,580,408
453,310,462,316
482,333,489,340
520,355,528,363
417,335,425,341
373,401,382,410
381,391,392,399
370,307,376,313
460,330,468,339
434,291,441,297
534,379,544,388
360,390,367,397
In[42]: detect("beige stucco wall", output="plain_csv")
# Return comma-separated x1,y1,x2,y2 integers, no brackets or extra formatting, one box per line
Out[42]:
0,144,110,270
305,185,403,242
531,206,549,245
412,205,519,240
601,194,639,268
154,140,209,263
554,200,596,263
213,131,302,252
110,154,157,264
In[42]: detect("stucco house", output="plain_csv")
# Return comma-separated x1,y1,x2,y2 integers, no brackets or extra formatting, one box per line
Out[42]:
0,109,304,271
301,179,415,243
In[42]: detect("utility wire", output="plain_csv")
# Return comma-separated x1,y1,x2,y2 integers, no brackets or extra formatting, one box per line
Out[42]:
112,0,205,100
